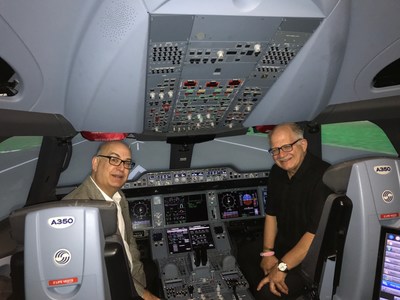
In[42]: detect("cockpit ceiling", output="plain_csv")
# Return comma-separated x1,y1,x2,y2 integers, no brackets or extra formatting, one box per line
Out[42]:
144,15,321,137
1,0,400,137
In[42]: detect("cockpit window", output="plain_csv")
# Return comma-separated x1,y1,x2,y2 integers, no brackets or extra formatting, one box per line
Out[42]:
0,136,42,152
0,57,20,97
372,57,400,88
322,121,397,155
0,136,42,220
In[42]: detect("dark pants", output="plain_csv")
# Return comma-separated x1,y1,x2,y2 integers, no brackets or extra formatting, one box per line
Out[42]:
143,258,163,298
237,239,307,300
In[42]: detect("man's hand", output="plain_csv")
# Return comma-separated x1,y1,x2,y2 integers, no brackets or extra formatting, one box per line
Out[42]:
260,255,278,275
256,265,289,297
142,289,160,300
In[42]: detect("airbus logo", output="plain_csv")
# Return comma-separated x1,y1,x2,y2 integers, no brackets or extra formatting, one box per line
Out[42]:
382,190,394,203
54,249,71,265
48,216,75,229
374,165,392,175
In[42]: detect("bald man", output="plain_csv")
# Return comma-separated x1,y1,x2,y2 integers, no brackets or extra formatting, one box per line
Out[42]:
63,141,159,300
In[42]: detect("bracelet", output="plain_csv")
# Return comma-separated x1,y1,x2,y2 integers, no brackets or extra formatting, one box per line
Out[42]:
260,251,275,257
263,247,274,252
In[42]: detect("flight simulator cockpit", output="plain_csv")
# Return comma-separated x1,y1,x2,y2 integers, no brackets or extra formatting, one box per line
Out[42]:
123,167,268,300
7,155,400,300
121,157,400,300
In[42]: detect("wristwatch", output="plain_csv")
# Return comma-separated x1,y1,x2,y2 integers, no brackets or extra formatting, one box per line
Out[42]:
277,261,289,273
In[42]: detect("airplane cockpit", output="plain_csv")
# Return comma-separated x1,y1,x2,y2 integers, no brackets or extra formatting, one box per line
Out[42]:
1,0,400,299
55,142,272,299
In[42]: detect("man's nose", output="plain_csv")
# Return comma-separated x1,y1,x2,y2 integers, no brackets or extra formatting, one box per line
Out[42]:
276,150,286,158
116,162,125,170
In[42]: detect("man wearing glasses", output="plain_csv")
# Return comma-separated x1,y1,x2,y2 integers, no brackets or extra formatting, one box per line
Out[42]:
255,123,331,299
63,141,159,300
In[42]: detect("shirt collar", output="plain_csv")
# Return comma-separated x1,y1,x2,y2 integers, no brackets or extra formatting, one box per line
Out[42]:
90,176,121,202
290,152,311,181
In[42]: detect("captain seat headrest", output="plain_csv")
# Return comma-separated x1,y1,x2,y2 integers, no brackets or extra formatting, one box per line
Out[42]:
322,156,388,194
9,199,117,244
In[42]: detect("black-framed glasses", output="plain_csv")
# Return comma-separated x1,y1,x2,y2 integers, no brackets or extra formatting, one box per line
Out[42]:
268,138,303,156
97,155,135,170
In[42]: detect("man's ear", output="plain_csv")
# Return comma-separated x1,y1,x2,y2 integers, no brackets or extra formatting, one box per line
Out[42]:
92,156,99,172
300,138,308,151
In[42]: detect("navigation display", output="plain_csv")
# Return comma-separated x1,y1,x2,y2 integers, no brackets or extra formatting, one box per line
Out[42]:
218,189,260,219
129,199,152,228
164,194,208,225
373,226,400,299
166,224,215,254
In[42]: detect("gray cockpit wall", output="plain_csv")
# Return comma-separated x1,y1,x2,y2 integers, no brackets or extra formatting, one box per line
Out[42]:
0,0,399,136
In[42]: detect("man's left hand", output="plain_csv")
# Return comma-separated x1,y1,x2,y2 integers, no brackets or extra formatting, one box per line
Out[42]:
256,267,289,297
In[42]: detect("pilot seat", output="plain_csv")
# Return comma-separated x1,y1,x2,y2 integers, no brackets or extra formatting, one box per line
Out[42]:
8,199,140,300
299,156,400,300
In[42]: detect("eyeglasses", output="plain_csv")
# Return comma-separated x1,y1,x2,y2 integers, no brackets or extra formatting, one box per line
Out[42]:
268,138,303,156
97,155,135,170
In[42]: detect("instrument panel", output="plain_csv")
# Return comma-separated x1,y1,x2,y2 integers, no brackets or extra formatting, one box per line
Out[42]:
128,186,266,232
218,189,261,220
164,194,208,225
166,224,215,255
126,167,268,232
123,167,268,188
129,199,152,230
124,167,267,300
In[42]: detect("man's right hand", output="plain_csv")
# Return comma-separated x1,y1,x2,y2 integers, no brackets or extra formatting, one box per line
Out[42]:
142,289,160,300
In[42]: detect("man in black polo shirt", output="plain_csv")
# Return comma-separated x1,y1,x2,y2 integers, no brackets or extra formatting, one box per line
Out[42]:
255,122,331,299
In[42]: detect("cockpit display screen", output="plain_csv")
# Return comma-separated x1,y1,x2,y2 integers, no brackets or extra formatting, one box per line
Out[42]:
129,199,152,228
166,227,191,254
218,189,260,219
373,226,400,299
164,194,208,225
166,224,215,254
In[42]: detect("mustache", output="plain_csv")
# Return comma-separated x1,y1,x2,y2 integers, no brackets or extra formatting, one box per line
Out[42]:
276,156,291,162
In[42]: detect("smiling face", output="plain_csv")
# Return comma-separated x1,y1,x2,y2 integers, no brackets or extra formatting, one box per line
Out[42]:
269,124,307,178
91,141,131,197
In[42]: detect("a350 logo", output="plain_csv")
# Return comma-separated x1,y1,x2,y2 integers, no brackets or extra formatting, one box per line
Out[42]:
48,216,75,229
374,165,392,175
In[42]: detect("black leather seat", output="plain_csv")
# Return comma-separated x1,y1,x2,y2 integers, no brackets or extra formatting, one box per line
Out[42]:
296,159,357,300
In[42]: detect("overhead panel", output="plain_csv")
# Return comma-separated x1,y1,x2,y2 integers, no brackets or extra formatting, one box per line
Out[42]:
144,14,321,137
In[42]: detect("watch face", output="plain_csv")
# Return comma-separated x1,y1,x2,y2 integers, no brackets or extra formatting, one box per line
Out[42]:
278,262,288,272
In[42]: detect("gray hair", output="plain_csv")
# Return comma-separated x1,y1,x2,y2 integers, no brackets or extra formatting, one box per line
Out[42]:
268,122,304,143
